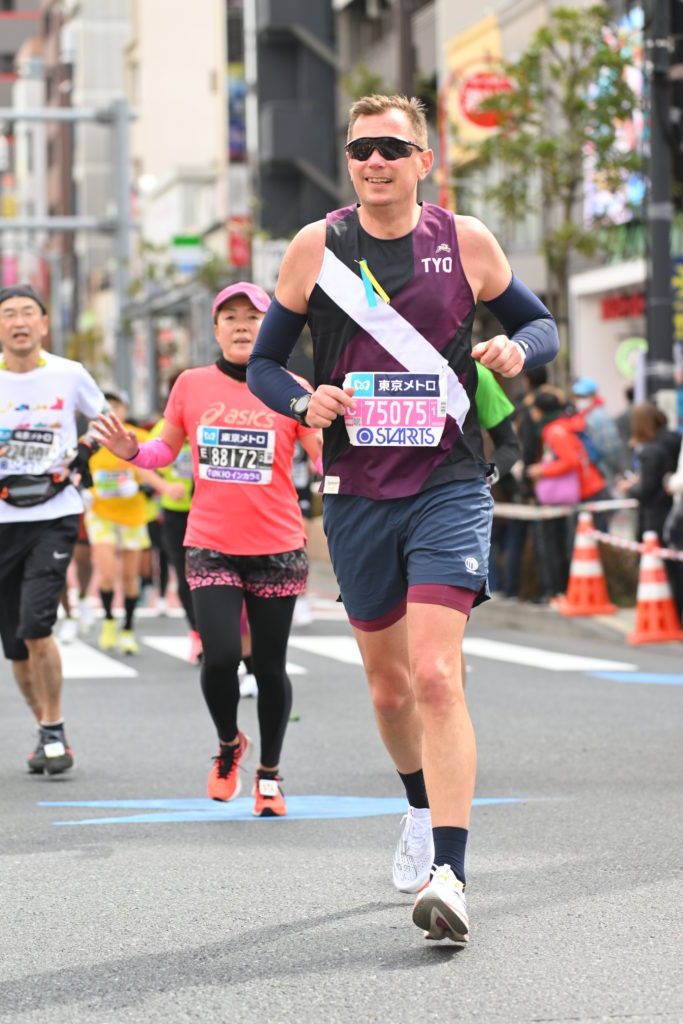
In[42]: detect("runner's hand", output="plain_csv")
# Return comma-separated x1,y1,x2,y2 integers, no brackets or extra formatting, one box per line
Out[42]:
90,412,140,460
305,385,356,429
164,482,186,502
472,335,524,378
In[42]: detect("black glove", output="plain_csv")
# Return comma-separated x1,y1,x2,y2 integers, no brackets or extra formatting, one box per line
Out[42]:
69,439,97,489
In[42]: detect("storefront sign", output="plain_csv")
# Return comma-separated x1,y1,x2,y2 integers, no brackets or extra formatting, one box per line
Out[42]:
459,71,513,128
601,292,645,319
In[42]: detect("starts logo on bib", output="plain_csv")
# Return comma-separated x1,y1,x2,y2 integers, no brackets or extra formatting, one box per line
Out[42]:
464,556,479,574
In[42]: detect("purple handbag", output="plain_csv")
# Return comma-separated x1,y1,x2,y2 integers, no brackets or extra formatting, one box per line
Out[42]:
535,470,580,506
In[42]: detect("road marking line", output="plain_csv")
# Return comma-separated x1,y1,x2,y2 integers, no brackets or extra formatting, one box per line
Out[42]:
588,672,683,686
142,635,306,674
57,639,137,679
462,638,636,672
287,636,636,673
288,636,363,665
41,795,522,826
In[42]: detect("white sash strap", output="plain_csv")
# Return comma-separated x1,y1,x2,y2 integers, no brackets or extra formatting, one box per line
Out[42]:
317,247,470,429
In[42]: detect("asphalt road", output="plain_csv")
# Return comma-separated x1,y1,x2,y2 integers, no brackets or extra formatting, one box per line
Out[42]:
1,592,682,1024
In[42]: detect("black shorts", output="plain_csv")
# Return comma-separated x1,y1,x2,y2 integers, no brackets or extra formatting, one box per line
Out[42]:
0,515,79,661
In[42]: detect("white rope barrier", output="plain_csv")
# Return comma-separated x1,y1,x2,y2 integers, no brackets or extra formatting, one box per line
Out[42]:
493,499,683,562
493,499,638,521
589,530,683,562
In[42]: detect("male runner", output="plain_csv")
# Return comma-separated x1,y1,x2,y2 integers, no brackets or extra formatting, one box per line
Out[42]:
247,94,558,944
0,284,105,775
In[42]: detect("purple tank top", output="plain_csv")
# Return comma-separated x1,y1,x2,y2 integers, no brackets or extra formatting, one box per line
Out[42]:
306,202,486,500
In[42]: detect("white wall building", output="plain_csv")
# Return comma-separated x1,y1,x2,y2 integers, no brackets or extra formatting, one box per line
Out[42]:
127,0,227,252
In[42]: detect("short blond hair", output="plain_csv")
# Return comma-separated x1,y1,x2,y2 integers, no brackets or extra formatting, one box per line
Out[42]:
347,94,429,149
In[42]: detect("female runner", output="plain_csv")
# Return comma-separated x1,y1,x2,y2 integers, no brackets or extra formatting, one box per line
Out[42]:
93,282,321,816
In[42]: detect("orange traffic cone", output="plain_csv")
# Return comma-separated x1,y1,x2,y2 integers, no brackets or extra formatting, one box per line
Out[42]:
551,511,616,617
627,531,683,644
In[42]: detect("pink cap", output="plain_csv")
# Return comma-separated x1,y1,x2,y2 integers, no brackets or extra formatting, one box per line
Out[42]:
212,281,271,319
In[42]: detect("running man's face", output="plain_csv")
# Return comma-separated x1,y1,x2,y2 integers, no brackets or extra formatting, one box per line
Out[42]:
213,296,265,364
346,109,433,210
0,296,49,359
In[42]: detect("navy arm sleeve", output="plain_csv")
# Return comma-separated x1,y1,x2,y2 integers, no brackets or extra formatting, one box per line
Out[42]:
483,275,559,370
246,298,310,417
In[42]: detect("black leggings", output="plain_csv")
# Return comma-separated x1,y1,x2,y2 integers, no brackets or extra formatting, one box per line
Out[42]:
191,585,295,768
161,510,195,629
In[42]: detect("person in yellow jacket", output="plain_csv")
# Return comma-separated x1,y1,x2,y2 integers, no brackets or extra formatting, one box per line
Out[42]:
86,390,184,653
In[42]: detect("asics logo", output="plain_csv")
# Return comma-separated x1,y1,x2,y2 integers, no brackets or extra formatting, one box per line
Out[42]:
435,243,451,254
53,551,70,560
464,557,479,573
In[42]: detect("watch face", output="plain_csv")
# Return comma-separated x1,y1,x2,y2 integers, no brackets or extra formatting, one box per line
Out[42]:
294,395,310,415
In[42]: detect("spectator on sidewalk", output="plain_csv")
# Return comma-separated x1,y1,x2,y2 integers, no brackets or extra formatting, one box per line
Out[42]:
617,402,683,616
506,367,548,600
527,389,607,599
570,376,626,488
614,385,635,469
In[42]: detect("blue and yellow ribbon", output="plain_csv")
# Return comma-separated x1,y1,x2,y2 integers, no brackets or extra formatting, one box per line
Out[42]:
358,260,390,308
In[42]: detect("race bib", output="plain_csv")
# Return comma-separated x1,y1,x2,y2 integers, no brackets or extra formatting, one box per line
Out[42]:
0,427,61,474
343,371,448,447
93,469,139,499
196,425,275,485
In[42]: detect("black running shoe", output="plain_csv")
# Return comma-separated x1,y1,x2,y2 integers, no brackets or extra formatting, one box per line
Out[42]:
27,734,47,774
35,728,74,775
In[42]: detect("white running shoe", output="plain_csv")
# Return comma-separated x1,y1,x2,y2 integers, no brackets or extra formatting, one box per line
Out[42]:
412,864,469,946
78,598,94,635
58,618,78,645
157,596,168,617
239,673,258,698
292,594,314,626
392,808,434,893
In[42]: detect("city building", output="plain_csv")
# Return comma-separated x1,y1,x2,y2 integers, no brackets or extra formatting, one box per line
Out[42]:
0,0,41,287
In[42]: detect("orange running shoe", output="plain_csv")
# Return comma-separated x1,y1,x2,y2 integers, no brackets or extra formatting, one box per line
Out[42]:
252,772,287,817
207,731,252,802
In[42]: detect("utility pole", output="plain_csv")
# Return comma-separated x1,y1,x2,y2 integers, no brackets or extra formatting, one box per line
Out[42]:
112,98,133,401
645,0,674,398
396,0,415,97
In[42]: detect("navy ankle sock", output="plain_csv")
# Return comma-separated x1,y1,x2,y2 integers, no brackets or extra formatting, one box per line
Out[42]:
432,826,468,886
397,769,429,809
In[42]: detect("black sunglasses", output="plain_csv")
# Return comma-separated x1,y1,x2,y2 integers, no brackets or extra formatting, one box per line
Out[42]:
345,136,425,161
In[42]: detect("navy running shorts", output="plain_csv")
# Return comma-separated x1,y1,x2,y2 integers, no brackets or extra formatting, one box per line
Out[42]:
0,515,79,661
323,478,493,624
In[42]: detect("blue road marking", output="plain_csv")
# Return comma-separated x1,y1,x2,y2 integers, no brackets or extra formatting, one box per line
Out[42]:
588,672,683,686
39,795,522,826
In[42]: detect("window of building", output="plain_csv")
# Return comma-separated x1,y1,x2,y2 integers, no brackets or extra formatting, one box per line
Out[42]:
0,1,17,12
0,54,15,74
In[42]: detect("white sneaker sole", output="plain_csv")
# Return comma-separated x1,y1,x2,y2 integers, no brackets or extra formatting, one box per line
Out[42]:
393,867,432,894
412,892,469,946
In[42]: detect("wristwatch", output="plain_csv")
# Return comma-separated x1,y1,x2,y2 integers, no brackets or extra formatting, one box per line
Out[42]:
290,393,312,426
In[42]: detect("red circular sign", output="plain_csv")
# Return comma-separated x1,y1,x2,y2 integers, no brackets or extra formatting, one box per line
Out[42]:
459,71,513,128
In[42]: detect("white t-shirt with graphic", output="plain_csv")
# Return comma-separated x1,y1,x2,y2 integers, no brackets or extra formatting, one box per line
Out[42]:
0,351,106,523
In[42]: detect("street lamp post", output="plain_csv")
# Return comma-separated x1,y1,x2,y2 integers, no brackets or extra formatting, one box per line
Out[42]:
645,0,674,398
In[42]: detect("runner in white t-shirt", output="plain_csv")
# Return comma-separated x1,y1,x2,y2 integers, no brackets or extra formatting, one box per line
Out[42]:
0,284,106,776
